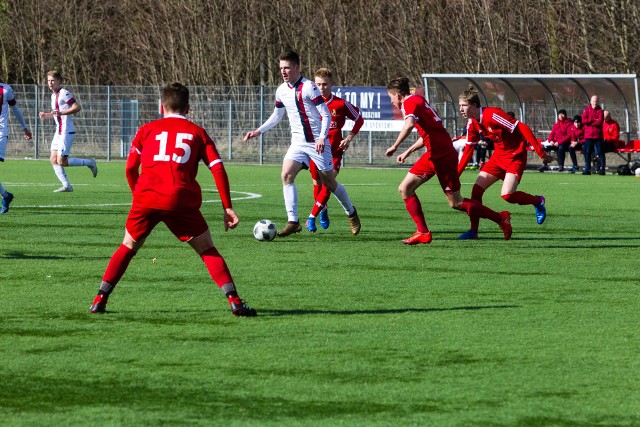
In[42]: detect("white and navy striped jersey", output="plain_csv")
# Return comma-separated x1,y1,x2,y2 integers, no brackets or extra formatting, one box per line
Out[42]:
50,87,77,134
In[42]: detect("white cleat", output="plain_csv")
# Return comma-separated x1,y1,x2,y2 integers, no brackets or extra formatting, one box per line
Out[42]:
53,186,73,193
89,158,98,178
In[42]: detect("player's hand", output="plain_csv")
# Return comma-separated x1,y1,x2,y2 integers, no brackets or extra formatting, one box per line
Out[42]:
385,146,397,157
315,138,326,154
243,130,260,142
396,153,407,164
24,129,32,140
223,208,239,231
39,112,51,119
339,137,352,151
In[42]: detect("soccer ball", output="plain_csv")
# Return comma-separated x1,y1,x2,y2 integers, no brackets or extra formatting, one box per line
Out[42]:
253,219,277,241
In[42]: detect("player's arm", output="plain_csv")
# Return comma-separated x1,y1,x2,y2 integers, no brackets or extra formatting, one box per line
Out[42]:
243,106,285,141
396,137,424,164
54,101,81,117
8,99,32,140
386,116,415,157
125,130,143,192
204,137,238,231
314,95,330,153
517,122,553,162
340,102,364,150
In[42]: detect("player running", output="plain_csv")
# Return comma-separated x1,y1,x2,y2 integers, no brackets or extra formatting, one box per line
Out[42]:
39,70,97,192
244,51,361,237
305,67,364,232
0,80,32,214
385,77,511,245
457,86,553,239
89,82,256,317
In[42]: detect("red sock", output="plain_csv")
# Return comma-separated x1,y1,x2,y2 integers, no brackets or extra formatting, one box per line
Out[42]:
313,183,321,199
310,185,331,217
470,184,486,230
404,195,429,233
460,198,502,224
102,244,137,286
502,191,540,206
201,247,233,287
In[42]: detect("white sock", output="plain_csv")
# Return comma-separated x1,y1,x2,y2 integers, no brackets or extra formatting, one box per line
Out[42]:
332,183,354,216
53,164,71,188
0,183,7,197
283,183,298,222
68,158,90,166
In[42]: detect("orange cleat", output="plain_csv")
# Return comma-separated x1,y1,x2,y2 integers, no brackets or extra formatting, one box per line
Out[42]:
402,231,433,245
499,211,512,240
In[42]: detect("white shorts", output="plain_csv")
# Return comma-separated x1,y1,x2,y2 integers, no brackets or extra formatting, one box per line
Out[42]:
51,132,75,156
0,135,7,159
284,141,333,172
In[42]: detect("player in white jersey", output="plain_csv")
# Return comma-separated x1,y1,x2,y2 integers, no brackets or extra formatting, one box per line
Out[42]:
0,82,32,213
243,51,361,237
38,70,97,192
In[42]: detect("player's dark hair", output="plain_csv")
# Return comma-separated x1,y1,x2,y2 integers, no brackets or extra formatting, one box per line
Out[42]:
280,50,300,66
162,81,189,113
47,70,63,82
387,77,411,96
459,85,481,107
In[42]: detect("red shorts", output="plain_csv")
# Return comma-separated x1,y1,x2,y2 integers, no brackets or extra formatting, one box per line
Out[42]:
480,149,527,181
126,204,209,242
409,151,461,194
309,156,342,181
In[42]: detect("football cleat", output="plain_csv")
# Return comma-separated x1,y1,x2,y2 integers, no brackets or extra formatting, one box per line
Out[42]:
0,192,14,214
305,216,317,232
402,231,432,245
534,195,546,224
348,207,361,235
54,186,73,193
228,296,257,317
459,229,479,240
89,294,108,314
499,211,512,240
277,221,302,237
319,207,330,229
89,158,98,178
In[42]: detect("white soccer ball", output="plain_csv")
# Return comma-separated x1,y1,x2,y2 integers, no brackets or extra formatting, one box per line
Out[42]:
253,219,277,241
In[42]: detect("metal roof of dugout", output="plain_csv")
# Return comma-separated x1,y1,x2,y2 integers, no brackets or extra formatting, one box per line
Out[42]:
421,74,640,141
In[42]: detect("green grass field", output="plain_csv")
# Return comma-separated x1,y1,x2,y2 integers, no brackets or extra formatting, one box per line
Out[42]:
1,159,639,426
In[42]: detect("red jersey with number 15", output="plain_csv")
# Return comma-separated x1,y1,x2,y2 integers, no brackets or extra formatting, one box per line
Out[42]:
127,115,226,211
402,94,454,161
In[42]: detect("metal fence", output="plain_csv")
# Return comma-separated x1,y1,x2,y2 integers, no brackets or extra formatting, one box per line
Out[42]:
4,84,636,167
6,84,404,167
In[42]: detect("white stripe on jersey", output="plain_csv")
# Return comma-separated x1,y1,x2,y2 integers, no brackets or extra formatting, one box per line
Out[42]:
492,113,518,133
209,158,223,168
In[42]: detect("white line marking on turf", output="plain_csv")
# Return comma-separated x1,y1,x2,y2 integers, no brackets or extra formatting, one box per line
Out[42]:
12,191,262,209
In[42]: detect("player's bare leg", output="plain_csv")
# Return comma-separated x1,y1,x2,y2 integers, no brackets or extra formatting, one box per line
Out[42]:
500,173,546,225
277,159,303,237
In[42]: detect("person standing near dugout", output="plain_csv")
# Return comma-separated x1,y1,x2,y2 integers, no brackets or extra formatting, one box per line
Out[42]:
89,82,256,317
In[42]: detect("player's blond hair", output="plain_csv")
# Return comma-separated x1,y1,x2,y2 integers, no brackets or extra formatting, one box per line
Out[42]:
47,70,63,82
459,85,481,107
315,68,333,81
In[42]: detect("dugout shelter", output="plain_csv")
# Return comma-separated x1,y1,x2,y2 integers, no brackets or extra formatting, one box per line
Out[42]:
421,74,640,143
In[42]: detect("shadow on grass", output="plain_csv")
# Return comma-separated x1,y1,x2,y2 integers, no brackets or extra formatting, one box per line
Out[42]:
0,252,104,260
259,305,520,317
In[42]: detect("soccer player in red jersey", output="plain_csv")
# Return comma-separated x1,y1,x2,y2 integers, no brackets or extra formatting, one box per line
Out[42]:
89,82,256,316
385,77,511,245
305,68,364,232
457,86,554,239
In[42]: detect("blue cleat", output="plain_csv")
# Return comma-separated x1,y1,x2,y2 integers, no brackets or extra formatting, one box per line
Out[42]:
319,207,330,229
534,195,546,224
459,229,478,240
305,216,317,232
0,192,14,214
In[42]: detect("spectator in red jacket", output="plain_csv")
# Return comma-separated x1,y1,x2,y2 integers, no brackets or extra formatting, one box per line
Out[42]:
539,109,576,172
569,115,585,174
603,110,622,152
581,95,604,175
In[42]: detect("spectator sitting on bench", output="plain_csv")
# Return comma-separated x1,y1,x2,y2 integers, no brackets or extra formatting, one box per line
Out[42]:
568,115,584,174
539,109,575,172
602,110,622,154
